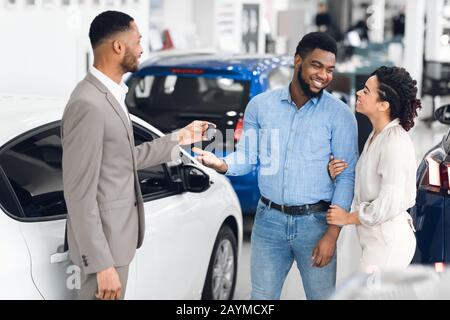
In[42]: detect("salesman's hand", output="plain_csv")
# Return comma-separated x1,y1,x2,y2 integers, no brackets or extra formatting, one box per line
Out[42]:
96,267,122,300
177,121,215,145
192,147,228,173
311,232,337,268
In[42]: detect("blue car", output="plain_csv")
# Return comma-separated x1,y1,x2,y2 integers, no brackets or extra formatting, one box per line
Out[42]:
125,53,293,214
412,104,450,265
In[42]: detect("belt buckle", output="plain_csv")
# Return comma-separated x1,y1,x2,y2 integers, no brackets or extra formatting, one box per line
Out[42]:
268,200,272,210
281,205,285,213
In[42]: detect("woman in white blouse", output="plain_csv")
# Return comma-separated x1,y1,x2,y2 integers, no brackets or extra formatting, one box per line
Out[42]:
327,66,421,271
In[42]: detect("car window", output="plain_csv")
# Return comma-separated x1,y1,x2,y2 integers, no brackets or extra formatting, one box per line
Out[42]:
0,125,66,220
126,75,250,147
133,125,178,199
0,123,181,220
0,167,24,218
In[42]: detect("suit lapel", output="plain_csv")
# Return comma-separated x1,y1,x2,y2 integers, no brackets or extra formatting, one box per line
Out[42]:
85,73,134,143
105,92,134,137
85,73,137,166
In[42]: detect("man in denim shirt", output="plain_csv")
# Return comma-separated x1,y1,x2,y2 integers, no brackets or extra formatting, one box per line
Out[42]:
194,32,358,300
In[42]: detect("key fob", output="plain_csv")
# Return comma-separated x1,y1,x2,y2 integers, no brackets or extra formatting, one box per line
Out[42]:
204,124,216,141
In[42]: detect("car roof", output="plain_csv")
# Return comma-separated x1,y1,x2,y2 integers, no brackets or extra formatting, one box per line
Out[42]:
0,94,162,146
0,94,64,144
138,53,293,77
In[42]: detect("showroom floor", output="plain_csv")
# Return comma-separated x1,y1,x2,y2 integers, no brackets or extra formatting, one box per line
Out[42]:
233,97,450,300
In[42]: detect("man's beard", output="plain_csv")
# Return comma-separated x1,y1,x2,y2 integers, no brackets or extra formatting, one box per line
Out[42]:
121,48,139,73
297,65,324,98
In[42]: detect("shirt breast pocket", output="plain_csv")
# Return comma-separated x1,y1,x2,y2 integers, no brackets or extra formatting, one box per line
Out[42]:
258,120,281,167
302,124,331,160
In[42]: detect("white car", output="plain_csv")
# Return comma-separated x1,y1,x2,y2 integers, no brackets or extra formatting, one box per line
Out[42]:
0,94,243,300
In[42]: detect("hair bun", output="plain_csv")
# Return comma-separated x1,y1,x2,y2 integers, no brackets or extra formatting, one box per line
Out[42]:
372,66,422,131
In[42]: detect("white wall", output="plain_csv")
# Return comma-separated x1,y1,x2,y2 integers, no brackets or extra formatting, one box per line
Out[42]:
0,0,149,98
161,0,199,49
425,0,450,63
193,0,265,54
193,0,215,49
404,0,425,95
270,0,289,36
370,0,385,43
161,0,195,32
277,0,316,55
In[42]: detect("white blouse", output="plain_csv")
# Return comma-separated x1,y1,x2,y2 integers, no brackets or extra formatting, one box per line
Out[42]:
351,118,417,227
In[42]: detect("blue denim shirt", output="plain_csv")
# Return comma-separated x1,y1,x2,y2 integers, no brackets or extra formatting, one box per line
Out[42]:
223,85,358,210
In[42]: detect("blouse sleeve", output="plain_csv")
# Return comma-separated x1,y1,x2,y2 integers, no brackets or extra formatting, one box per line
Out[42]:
350,197,358,213
357,131,416,227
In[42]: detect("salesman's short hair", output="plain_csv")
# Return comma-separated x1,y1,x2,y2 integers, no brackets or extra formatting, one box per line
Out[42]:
89,10,134,49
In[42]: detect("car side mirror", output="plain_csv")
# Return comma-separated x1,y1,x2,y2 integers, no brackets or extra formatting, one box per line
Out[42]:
434,104,450,125
180,164,211,193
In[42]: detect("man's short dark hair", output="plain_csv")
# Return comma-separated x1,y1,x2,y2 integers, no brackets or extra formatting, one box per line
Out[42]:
89,11,134,49
295,32,337,59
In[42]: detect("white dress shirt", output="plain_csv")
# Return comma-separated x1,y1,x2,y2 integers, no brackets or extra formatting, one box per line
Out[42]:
90,66,130,124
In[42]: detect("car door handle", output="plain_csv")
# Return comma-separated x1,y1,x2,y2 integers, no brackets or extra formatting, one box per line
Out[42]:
50,251,69,264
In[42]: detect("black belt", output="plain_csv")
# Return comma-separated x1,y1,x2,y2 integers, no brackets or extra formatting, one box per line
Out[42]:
261,196,330,215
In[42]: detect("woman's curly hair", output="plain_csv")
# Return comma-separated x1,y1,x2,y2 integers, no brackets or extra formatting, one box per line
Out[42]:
371,66,422,131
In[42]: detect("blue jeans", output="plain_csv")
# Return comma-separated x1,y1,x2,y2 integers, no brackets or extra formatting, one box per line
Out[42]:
250,200,336,300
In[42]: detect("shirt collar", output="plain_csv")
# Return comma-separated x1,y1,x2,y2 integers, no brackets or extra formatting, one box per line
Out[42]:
280,85,292,103
280,84,321,106
90,66,129,97
372,118,401,141
310,95,320,105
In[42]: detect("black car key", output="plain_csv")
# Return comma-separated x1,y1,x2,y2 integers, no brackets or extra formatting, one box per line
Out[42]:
204,123,217,141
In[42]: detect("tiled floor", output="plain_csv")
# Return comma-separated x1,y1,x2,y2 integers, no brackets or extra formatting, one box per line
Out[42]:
233,96,450,300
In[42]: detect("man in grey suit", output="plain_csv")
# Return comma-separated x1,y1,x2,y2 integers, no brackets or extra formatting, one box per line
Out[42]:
62,11,211,300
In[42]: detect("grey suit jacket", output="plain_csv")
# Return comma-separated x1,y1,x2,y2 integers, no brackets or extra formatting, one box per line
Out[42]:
62,73,179,274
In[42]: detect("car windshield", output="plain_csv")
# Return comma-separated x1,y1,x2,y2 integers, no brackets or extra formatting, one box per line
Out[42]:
126,75,250,148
